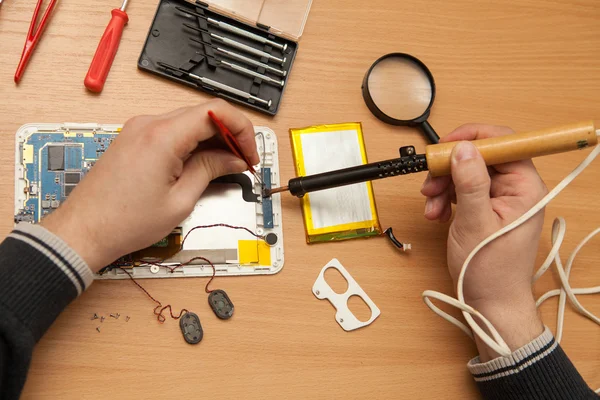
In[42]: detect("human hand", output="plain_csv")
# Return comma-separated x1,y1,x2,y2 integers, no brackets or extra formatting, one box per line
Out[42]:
421,124,547,359
41,99,258,273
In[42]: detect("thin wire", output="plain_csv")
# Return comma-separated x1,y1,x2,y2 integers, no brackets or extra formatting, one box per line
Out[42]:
422,143,600,364
118,268,189,323
143,256,218,293
180,223,264,249
118,255,218,322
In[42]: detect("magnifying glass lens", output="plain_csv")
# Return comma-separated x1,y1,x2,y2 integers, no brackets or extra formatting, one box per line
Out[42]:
367,57,433,121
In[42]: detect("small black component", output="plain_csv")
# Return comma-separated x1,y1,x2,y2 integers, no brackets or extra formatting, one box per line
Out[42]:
208,289,234,320
384,227,404,250
64,185,76,197
14,213,34,223
399,146,416,157
264,232,278,246
179,312,203,344
64,172,81,184
48,146,65,171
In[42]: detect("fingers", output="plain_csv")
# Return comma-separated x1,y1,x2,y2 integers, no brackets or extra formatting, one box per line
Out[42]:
175,149,248,203
441,123,514,143
421,173,451,197
442,123,546,182
450,141,494,223
424,190,452,221
159,99,259,165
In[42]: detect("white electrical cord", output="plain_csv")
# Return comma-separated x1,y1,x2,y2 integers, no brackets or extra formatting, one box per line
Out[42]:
422,139,600,393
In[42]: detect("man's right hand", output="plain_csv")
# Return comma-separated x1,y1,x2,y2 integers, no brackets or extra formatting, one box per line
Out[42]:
41,99,258,274
421,124,548,361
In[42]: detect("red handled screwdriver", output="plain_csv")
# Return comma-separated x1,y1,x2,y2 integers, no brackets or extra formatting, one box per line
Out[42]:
84,0,129,93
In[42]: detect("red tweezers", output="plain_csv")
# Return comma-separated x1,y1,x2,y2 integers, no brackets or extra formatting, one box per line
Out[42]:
207,110,258,175
14,0,59,83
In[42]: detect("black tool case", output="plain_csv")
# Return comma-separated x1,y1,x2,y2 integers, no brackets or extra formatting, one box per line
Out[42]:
138,0,312,115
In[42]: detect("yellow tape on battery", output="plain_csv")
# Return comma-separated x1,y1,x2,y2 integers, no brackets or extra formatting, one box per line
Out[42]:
289,122,382,243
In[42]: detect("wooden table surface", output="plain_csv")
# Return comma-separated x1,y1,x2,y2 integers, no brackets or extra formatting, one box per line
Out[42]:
1,0,599,398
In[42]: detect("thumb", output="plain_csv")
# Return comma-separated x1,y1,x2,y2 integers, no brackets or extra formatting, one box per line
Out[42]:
451,141,493,222
176,149,247,201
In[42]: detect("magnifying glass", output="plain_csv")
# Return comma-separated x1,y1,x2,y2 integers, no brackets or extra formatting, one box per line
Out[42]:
362,53,440,144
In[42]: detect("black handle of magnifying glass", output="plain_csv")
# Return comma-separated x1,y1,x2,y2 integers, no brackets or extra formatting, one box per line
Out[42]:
420,121,439,144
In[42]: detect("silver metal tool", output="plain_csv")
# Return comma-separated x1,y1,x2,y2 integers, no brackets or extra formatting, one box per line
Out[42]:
220,60,284,87
158,62,272,108
216,48,287,77
185,24,286,66
175,6,287,51
211,34,286,65
208,17,286,51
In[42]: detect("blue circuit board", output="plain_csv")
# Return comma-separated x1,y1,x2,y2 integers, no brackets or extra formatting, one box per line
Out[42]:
16,132,117,223
262,167,273,228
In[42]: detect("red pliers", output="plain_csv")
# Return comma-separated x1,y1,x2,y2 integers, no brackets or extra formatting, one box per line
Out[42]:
14,0,59,83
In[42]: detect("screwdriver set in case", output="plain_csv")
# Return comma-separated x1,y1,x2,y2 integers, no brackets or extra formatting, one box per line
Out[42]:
138,0,312,115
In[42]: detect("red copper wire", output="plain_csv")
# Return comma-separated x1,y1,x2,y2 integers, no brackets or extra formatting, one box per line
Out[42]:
180,224,263,249
115,224,259,322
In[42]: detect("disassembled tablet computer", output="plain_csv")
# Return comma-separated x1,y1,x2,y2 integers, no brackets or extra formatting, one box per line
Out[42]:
14,123,284,279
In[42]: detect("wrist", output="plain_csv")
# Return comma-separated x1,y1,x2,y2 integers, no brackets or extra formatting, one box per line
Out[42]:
41,207,111,273
469,293,544,362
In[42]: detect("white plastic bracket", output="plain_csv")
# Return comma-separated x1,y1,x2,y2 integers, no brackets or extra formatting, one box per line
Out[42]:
312,258,381,331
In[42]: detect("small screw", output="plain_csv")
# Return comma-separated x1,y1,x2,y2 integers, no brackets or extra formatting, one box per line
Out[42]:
315,290,320,295
91,313,99,320
101,316,105,323
339,318,344,323
110,313,117,319
126,316,130,322
96,327,101,333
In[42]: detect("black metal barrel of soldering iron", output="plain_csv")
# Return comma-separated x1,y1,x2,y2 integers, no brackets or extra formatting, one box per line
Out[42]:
287,152,428,197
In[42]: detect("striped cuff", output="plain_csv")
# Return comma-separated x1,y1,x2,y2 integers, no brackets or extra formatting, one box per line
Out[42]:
10,223,94,294
468,326,556,380
0,223,94,341
468,327,598,399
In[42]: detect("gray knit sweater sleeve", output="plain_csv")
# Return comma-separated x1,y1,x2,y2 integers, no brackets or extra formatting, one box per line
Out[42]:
468,326,598,399
0,223,93,400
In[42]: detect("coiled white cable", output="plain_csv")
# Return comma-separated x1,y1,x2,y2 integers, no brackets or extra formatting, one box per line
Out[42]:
422,141,600,393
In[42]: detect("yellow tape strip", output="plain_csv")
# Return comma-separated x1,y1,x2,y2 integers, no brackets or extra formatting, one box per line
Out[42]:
238,240,271,265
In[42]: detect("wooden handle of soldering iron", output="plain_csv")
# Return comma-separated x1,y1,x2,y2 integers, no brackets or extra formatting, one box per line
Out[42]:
425,121,598,177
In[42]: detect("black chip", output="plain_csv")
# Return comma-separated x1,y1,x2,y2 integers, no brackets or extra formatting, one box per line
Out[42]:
48,146,65,171
64,185,76,197
64,172,81,184
265,233,278,246
179,312,203,344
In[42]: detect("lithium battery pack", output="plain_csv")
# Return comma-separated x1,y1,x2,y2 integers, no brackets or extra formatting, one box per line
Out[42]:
289,122,382,243
14,123,284,278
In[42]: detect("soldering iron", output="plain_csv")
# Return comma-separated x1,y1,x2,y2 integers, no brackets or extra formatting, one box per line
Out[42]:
265,121,599,198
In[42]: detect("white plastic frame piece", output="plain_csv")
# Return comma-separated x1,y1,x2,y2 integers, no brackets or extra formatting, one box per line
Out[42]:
312,258,381,331
15,123,284,279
